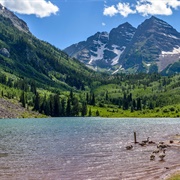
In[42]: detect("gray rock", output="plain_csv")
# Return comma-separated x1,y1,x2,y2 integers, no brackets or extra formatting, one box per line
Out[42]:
0,48,10,57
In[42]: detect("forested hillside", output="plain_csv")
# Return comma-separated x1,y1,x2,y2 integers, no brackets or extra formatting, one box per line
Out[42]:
1,7,180,118
1,70,180,118
0,14,97,91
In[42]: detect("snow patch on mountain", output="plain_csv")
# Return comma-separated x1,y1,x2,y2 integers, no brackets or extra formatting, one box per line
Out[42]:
145,63,151,67
158,47,180,72
161,47,180,56
89,42,106,64
101,33,109,38
125,31,134,38
111,45,125,65
112,65,124,75
160,33,179,40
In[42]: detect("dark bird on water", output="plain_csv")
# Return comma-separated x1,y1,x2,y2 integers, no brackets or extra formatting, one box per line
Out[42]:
126,145,133,150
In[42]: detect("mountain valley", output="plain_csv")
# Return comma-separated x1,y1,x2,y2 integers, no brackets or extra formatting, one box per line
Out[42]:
1,5,180,118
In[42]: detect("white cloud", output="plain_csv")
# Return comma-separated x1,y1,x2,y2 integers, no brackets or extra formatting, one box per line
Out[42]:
0,0,59,18
103,5,118,17
136,0,173,16
117,3,136,17
103,2,136,17
102,22,106,26
103,0,180,17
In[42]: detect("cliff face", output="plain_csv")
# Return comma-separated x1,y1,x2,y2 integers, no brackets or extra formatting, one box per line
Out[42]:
0,3,30,34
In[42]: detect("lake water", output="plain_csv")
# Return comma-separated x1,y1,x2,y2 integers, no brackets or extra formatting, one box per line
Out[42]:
0,117,180,180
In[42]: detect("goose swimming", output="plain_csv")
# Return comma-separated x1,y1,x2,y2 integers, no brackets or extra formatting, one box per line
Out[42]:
138,142,146,146
159,153,166,161
142,137,150,144
153,149,159,154
126,145,133,150
150,153,155,160
159,149,166,161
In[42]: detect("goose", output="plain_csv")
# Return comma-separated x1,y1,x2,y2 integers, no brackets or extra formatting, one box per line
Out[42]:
138,142,146,146
159,153,166,161
126,145,133,150
142,137,150,144
150,153,155,160
153,149,159,154
157,144,168,150
148,140,156,144
158,141,164,145
169,140,174,144
159,149,166,161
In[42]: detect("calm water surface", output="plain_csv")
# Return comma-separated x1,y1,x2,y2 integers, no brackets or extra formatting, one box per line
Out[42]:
0,117,180,180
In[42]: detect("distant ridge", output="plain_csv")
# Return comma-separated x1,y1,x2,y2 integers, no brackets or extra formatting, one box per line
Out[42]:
64,16,180,75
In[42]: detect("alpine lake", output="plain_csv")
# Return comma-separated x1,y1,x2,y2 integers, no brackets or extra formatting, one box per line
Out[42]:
0,117,180,180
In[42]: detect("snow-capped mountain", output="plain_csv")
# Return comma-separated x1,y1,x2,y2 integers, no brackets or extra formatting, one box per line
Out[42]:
64,16,180,74
120,16,180,73
64,23,136,71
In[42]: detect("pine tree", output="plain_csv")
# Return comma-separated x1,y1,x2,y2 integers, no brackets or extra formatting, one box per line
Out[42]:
105,91,108,101
91,93,95,106
39,94,46,114
49,95,55,116
70,89,73,100
123,93,128,110
81,102,87,117
96,110,100,116
20,91,26,108
86,93,89,104
66,98,71,116
71,97,79,116
133,99,137,110
30,80,37,95
61,98,66,116
33,92,40,111
54,94,61,117
137,98,142,110
88,108,92,117
44,98,51,116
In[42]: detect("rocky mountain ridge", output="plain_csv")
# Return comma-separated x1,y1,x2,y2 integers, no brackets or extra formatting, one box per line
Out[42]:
64,23,136,72
0,3,30,34
120,16,180,73
64,16,180,74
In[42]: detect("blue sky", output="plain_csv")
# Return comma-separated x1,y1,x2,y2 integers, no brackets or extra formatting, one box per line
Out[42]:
1,0,180,50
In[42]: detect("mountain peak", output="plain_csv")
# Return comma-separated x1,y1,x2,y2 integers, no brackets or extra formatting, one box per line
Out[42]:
0,4,30,34
149,15,158,20
120,16,180,73
145,16,172,28
121,22,133,27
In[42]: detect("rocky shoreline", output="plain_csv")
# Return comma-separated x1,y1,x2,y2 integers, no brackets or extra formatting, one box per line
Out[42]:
0,98,43,118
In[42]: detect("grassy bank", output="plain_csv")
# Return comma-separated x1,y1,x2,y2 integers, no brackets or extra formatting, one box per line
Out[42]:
88,104,180,118
166,172,180,180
